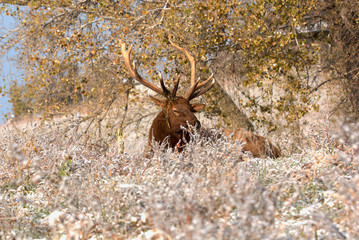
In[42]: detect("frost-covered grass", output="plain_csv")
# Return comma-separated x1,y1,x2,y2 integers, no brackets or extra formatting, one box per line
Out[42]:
0,117,358,239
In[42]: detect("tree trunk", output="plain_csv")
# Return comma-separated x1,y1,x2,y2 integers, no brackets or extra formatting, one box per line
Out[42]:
205,50,254,131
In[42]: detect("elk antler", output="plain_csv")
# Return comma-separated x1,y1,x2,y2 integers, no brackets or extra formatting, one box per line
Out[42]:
188,73,215,100
171,74,181,96
168,36,215,101
121,42,167,96
157,72,171,96
168,37,196,86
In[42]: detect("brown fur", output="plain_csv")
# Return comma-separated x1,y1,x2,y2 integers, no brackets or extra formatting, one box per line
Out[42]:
222,129,281,158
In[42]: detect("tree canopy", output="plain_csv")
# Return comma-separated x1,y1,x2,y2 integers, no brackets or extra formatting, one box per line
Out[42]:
1,0,358,129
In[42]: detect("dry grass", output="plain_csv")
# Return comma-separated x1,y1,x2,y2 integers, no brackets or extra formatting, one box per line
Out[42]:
0,116,358,240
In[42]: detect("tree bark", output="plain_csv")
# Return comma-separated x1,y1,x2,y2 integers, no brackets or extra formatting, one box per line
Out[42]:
206,50,254,131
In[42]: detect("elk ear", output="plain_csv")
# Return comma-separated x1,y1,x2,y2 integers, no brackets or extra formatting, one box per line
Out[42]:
150,96,166,108
191,103,206,112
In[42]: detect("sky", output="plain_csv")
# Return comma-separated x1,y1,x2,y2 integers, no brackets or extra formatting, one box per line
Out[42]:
0,6,21,123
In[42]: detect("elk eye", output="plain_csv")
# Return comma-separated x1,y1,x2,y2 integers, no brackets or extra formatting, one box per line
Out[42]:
173,109,181,116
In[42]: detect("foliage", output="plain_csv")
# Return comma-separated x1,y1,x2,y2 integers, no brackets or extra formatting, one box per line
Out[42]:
0,0,358,127
9,83,32,116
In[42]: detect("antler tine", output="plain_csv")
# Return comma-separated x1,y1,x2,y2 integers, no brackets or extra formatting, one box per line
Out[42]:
196,73,214,89
189,78,216,101
158,72,170,96
183,77,201,99
184,73,215,100
171,74,181,97
168,36,215,101
168,36,196,86
120,42,164,96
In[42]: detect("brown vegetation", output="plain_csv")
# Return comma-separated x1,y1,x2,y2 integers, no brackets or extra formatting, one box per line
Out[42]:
0,115,358,239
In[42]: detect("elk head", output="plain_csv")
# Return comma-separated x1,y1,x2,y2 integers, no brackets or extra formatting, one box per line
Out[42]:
120,37,215,151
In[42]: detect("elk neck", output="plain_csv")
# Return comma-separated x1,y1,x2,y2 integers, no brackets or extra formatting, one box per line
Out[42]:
150,110,173,139
164,104,172,130
149,109,183,149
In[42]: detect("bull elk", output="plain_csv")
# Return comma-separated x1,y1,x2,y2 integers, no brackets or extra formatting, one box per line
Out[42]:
120,38,215,152
120,38,281,158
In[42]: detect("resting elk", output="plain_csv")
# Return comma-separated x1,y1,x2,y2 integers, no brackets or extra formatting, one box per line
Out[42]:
120,38,214,152
221,129,281,158
120,38,281,158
